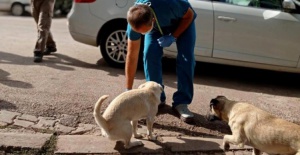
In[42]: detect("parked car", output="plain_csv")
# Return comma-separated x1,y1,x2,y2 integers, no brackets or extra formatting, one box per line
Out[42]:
0,0,30,16
54,0,72,16
67,0,300,73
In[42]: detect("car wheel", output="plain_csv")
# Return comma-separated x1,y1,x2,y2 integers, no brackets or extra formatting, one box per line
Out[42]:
11,3,24,16
100,21,144,68
100,24,128,68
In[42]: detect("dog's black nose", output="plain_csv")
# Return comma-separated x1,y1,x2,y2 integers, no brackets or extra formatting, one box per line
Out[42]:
206,114,219,122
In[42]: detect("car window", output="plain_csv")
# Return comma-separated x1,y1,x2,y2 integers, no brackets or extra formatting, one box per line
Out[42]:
216,0,282,10
294,0,300,13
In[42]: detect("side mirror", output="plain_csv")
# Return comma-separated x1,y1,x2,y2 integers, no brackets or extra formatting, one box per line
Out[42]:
282,0,296,11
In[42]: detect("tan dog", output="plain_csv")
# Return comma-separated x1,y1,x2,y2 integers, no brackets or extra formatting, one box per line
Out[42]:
93,81,163,149
207,96,300,155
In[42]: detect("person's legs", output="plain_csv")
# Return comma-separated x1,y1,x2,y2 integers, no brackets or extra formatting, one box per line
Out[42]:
31,0,40,25
32,0,55,62
46,31,56,47
44,31,57,55
172,21,196,123
143,31,166,104
31,0,42,62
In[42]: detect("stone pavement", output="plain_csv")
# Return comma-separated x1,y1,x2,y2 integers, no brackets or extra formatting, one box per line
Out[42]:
0,110,253,154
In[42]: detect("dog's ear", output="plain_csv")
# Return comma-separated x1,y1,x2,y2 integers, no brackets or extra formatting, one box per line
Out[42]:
159,84,163,92
138,83,146,89
210,98,219,108
210,98,225,111
216,95,225,98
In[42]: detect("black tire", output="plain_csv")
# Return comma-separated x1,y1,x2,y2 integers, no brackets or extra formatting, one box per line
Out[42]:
11,3,24,16
100,21,144,68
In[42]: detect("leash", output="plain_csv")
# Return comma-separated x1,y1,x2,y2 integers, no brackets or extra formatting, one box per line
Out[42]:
149,7,163,35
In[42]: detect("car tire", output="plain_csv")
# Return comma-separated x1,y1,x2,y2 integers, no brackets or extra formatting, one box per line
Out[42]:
100,22,144,68
100,22,128,68
11,3,24,16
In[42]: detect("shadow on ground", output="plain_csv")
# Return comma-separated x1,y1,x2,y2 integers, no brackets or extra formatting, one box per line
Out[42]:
156,104,231,136
113,136,223,154
160,58,300,98
0,100,17,110
0,69,33,89
2,50,298,98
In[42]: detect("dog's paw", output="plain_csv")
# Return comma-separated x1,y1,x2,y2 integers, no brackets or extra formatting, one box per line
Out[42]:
223,142,230,151
133,140,144,146
147,135,157,141
134,133,143,139
156,136,163,142
124,140,144,149
237,143,244,148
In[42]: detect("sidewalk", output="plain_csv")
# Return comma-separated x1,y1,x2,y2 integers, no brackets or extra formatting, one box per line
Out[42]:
0,110,253,154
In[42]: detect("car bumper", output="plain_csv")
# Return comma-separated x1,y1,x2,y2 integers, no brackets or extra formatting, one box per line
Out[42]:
67,4,106,47
68,30,97,46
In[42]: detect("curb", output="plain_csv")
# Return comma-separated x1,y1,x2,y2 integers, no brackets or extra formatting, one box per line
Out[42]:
0,110,253,154
0,132,253,155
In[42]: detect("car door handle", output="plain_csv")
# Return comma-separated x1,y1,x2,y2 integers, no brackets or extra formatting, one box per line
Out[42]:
218,16,237,22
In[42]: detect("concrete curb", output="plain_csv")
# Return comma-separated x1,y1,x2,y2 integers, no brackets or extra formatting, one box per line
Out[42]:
0,110,253,154
0,132,253,154
0,133,52,149
55,135,252,154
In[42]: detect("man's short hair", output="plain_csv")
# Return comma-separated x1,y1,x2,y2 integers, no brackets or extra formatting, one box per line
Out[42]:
127,4,153,30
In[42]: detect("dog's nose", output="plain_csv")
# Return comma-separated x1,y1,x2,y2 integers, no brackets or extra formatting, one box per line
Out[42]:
206,114,218,122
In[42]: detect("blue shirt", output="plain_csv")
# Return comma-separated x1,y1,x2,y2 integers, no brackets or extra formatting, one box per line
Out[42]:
127,0,196,40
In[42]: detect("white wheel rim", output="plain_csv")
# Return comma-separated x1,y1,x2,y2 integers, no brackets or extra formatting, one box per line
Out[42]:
12,5,23,16
105,30,127,64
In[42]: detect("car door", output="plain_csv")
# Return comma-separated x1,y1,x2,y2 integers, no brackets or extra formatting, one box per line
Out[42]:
213,0,300,67
0,0,11,11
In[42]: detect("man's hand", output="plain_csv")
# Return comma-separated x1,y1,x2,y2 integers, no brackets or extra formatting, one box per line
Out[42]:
157,34,176,47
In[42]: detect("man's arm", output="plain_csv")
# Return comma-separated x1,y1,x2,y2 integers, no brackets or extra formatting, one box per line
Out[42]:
172,8,195,38
125,38,141,89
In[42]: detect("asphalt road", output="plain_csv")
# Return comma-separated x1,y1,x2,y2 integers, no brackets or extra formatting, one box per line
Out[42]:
1,14,300,138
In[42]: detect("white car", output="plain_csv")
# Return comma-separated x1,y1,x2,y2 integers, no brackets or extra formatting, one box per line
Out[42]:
0,0,30,16
67,0,300,73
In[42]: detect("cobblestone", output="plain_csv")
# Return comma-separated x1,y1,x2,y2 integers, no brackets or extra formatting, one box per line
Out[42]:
0,110,21,124
0,110,99,135
13,119,35,128
17,114,39,123
70,123,96,135
59,114,78,128
54,123,76,134
0,122,8,127
32,117,57,130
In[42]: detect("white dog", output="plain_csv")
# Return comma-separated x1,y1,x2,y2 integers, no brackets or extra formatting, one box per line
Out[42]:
93,81,163,149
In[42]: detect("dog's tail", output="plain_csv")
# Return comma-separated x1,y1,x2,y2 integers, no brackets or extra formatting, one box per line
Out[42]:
93,95,109,136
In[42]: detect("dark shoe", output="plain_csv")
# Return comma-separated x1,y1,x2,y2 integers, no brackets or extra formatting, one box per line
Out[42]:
158,101,166,109
44,46,57,55
33,52,43,63
173,104,194,124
